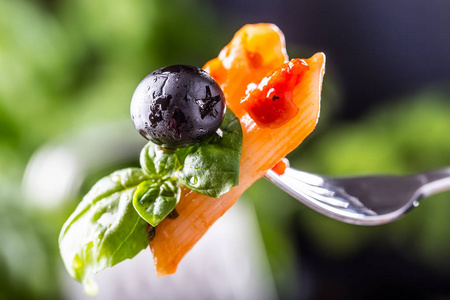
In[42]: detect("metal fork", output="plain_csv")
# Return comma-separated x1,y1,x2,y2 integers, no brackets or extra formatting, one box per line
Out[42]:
265,166,450,225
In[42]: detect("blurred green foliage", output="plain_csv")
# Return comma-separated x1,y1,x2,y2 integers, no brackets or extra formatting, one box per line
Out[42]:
0,186,59,300
2,0,450,299
0,0,222,298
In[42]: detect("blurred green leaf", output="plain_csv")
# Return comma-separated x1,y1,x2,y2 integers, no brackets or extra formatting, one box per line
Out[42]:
0,185,60,300
243,179,300,298
59,168,150,295
0,0,222,298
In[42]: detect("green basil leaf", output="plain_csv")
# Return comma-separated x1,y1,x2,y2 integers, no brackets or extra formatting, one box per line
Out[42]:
133,179,180,227
58,168,149,295
140,142,183,178
177,109,243,197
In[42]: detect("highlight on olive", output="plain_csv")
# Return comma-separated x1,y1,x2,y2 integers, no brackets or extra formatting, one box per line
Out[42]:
130,65,226,148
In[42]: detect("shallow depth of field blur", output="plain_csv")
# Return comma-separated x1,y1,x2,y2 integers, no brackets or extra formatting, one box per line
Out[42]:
2,0,450,299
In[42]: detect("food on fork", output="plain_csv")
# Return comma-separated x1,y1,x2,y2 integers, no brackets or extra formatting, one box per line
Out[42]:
59,23,325,294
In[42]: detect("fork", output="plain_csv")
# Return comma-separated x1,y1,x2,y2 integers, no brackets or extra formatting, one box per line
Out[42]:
265,166,450,225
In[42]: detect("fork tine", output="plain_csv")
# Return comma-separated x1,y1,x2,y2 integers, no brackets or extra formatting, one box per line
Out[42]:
285,168,324,186
267,166,450,225
296,183,349,208
284,169,334,196
268,170,349,208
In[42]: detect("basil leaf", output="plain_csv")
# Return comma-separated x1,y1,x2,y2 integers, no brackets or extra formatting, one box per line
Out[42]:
140,142,183,178
133,179,180,227
58,168,150,295
177,109,243,197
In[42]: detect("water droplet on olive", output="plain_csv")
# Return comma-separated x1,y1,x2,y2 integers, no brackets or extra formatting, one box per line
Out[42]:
130,65,225,148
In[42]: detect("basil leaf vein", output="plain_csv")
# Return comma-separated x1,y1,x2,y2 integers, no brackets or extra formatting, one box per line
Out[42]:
133,179,181,227
177,109,242,197
140,142,183,178
58,168,149,295
138,109,242,198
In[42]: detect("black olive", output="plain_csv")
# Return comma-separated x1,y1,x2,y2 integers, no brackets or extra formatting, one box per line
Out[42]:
130,65,226,148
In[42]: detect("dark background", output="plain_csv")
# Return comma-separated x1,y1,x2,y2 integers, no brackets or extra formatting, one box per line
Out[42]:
211,1,450,299
213,0,450,120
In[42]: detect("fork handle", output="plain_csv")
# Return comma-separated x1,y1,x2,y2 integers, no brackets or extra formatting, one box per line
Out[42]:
419,167,450,197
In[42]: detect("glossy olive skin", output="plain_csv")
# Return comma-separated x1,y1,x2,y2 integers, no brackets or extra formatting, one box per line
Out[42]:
130,65,226,148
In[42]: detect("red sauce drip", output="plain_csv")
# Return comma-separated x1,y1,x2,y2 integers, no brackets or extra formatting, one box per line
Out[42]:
241,58,310,128
271,158,290,175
